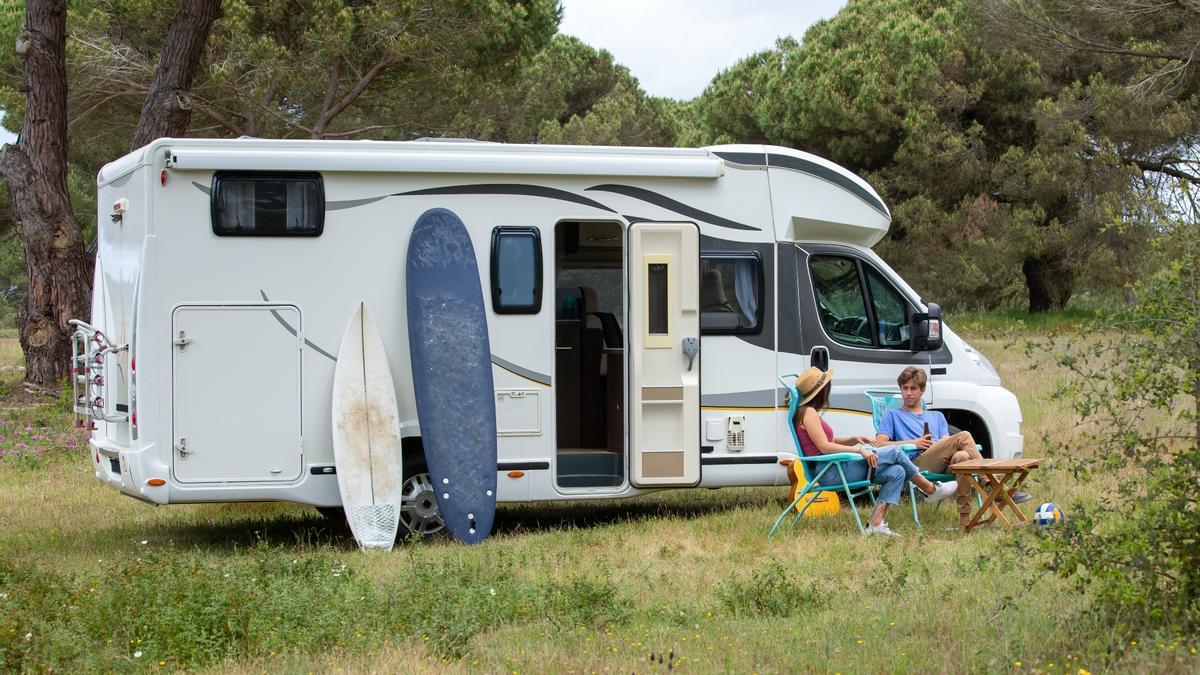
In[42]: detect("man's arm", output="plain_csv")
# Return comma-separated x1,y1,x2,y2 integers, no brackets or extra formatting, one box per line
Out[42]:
873,410,902,446
931,411,951,441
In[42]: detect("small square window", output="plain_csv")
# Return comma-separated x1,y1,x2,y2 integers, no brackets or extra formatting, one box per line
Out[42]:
211,172,324,236
491,227,542,314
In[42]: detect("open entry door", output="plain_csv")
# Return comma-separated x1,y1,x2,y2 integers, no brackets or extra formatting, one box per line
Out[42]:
628,222,700,487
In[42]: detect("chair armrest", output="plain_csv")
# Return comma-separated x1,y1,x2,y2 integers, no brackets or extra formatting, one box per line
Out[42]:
798,452,863,463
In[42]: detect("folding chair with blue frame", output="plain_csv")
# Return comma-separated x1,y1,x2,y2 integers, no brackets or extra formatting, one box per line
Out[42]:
864,389,981,529
770,374,877,537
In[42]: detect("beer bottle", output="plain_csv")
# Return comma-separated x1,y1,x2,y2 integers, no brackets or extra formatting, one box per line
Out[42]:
923,421,930,437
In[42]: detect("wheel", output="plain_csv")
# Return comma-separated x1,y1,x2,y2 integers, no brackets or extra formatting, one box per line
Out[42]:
399,469,445,537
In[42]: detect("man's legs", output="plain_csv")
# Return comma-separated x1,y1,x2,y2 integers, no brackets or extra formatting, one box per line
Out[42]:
947,449,978,526
914,432,984,526
914,431,979,473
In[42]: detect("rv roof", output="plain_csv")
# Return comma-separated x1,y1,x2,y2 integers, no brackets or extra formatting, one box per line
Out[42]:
99,138,731,183
98,140,881,208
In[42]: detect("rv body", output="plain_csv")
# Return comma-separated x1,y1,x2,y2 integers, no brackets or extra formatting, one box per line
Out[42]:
78,138,1023,530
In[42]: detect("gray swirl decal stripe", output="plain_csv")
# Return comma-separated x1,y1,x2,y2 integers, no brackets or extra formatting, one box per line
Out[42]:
702,389,777,408
259,290,338,362
713,152,890,219
395,184,616,213
585,184,760,232
491,355,551,385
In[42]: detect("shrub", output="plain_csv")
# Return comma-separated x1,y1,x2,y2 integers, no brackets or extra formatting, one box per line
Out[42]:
716,561,824,618
1031,196,1200,638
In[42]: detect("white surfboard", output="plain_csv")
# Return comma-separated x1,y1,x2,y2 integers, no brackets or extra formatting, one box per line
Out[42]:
332,303,404,551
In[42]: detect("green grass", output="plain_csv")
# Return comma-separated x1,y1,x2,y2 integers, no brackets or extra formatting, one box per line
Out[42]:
947,307,1104,335
1,318,1198,673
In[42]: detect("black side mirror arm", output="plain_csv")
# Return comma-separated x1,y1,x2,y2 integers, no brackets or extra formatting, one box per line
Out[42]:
910,302,943,352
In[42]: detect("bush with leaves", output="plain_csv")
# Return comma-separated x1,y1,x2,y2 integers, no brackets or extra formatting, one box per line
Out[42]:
1033,183,1199,635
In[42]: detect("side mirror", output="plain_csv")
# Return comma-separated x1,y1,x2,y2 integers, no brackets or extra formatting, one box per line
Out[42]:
910,302,943,352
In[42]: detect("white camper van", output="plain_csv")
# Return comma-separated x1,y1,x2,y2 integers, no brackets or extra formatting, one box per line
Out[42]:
73,138,1023,536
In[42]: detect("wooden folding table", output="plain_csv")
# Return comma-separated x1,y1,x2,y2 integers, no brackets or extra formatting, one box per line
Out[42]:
949,458,1041,533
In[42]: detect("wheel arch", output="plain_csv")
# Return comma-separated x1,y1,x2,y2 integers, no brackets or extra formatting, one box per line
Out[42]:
942,409,992,458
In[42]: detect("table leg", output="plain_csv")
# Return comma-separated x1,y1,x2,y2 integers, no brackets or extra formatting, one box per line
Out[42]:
961,473,995,532
997,468,1031,524
984,472,1013,528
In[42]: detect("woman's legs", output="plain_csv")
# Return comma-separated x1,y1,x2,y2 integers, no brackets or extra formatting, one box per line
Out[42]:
868,464,907,527
874,446,943,495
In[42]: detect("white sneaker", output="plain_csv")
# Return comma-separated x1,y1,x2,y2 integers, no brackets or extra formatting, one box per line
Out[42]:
925,481,958,503
865,521,900,537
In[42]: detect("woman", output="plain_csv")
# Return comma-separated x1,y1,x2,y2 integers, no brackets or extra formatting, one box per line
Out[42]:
792,367,956,537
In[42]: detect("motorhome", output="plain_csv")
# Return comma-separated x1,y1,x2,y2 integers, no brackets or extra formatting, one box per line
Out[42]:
74,138,1024,536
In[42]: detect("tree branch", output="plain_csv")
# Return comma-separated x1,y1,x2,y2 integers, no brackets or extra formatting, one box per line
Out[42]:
310,56,393,139
188,97,247,136
1129,156,1200,183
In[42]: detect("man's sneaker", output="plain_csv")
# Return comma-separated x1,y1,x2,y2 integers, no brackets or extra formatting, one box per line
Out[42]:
1011,491,1031,504
865,521,900,537
925,481,958,503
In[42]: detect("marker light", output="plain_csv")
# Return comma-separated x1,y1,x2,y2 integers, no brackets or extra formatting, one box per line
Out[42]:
146,478,166,487
506,471,525,478
160,169,168,187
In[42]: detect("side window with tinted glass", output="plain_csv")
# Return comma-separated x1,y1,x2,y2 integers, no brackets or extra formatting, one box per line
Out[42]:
810,256,872,347
700,252,763,334
866,268,909,349
490,227,542,314
810,254,913,349
211,172,324,236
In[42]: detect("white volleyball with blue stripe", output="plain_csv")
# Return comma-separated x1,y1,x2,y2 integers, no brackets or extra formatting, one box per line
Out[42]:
1034,502,1065,526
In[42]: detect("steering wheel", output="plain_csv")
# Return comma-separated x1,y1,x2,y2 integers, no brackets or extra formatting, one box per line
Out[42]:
834,316,868,337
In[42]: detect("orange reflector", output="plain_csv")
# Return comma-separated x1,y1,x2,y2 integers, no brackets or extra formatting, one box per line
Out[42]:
506,470,525,478
779,459,793,466
146,478,166,487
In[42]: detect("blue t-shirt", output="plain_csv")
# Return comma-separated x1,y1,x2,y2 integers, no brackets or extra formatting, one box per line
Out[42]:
877,408,949,442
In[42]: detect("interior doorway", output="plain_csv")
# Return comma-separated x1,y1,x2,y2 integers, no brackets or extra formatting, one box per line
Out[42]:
553,221,625,488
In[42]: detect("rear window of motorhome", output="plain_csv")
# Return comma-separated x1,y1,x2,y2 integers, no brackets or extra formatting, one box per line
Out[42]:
700,253,762,335
491,227,542,313
211,172,324,236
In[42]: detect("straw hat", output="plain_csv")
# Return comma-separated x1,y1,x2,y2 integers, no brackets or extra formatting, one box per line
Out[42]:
794,366,834,406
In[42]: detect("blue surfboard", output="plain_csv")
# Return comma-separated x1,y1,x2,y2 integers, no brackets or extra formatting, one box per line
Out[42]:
406,208,497,544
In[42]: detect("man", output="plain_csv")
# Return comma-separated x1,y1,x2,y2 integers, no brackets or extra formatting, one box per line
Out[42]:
873,366,1030,527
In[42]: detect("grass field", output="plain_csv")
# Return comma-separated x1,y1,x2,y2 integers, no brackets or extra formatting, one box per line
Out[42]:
1,324,1197,673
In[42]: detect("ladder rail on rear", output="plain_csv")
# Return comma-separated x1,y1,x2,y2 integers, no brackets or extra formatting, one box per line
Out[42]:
69,319,129,426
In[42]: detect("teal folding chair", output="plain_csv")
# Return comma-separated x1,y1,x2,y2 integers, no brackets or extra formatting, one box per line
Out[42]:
770,374,877,536
864,390,980,529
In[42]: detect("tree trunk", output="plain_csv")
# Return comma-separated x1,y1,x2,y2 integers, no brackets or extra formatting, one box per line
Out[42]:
0,0,91,385
1022,255,1074,313
129,0,222,150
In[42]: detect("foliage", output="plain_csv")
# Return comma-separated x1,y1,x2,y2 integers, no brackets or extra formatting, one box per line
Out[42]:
448,35,676,146
1031,183,1200,635
686,0,1199,313
715,561,824,618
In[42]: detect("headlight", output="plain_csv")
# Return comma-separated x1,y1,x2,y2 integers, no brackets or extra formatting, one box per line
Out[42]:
964,344,999,379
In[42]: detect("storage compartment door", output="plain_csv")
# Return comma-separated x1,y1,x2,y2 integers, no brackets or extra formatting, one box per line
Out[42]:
172,305,303,483
628,222,700,487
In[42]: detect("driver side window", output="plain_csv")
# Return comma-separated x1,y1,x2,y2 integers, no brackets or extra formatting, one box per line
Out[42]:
810,256,872,347
810,255,912,350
